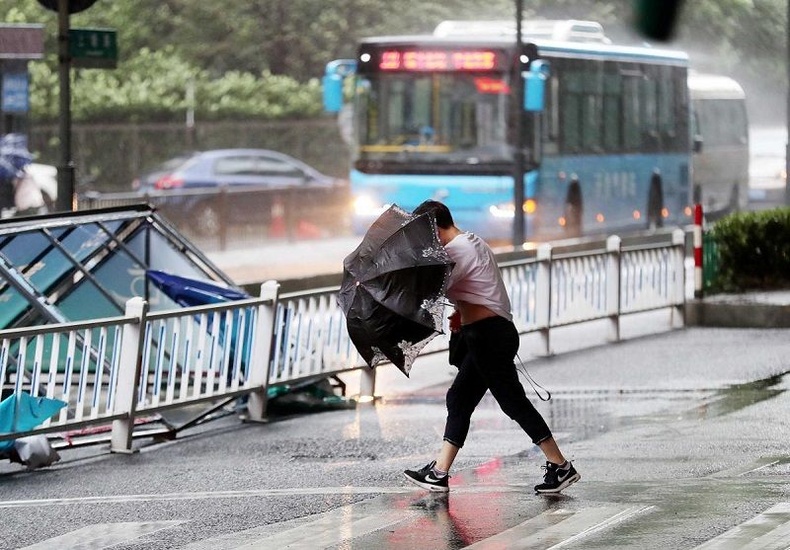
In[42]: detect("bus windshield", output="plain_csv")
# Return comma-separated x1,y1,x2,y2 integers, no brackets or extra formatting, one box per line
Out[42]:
355,72,513,166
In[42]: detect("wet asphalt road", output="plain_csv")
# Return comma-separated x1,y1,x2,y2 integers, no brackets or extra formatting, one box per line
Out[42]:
3,146,790,548
1,317,789,549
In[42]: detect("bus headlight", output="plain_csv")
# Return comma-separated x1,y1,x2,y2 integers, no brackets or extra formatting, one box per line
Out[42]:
353,195,390,216
489,200,537,218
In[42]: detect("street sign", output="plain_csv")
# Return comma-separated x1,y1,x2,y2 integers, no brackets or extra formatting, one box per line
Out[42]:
1,73,29,112
69,28,117,69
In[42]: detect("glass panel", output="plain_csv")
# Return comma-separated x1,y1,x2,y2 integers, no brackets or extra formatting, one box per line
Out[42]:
623,76,642,151
59,223,112,262
0,286,29,329
603,71,621,152
0,209,239,328
357,72,511,164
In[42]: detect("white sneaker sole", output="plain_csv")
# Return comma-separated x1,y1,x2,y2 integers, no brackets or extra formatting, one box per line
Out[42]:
535,472,581,494
404,472,450,493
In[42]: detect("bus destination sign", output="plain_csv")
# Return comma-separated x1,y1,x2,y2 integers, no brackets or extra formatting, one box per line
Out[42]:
378,49,501,72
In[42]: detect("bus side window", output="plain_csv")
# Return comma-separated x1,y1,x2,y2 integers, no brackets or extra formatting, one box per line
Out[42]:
581,63,604,153
643,74,660,146
542,74,560,155
658,66,677,140
602,64,621,153
622,71,643,152
560,61,585,153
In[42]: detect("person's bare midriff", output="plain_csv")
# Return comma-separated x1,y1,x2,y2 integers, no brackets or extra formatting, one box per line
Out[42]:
457,301,498,325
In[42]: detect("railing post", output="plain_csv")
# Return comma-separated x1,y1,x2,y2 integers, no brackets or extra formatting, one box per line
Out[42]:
111,297,148,454
671,228,686,328
693,203,704,299
246,280,280,423
535,243,552,356
605,235,622,342
359,366,376,402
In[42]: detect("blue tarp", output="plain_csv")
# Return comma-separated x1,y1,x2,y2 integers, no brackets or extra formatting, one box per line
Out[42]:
146,269,248,306
0,392,67,452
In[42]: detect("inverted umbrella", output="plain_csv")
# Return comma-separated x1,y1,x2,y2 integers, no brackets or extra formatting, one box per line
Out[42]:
338,205,454,376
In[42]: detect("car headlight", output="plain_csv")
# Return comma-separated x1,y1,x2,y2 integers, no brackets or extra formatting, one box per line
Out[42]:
353,195,390,216
489,199,537,218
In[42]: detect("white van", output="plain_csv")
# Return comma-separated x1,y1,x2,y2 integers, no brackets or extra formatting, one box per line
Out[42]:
688,72,749,214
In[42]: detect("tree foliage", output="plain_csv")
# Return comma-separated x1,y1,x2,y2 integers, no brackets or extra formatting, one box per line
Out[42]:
1,0,785,123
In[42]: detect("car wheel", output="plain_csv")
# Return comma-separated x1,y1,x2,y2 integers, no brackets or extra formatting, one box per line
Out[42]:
190,202,222,237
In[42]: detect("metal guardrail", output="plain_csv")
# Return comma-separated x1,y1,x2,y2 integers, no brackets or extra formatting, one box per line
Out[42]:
0,283,278,453
273,229,686,393
0,231,685,452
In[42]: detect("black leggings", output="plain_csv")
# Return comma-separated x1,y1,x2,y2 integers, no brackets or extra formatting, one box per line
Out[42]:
443,316,552,448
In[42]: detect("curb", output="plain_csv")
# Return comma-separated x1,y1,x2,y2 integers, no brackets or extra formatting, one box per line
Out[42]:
685,300,790,328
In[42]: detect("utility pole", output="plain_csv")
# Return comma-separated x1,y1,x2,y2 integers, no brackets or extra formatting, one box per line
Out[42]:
56,0,74,212
786,0,790,205
37,0,100,211
512,0,525,246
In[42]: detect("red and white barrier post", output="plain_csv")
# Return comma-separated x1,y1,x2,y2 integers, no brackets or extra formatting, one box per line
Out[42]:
693,203,703,299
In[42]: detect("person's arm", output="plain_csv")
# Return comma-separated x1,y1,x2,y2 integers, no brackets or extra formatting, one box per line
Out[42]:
448,309,461,333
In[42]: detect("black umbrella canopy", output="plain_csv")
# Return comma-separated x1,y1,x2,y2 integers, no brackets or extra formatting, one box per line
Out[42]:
338,205,454,376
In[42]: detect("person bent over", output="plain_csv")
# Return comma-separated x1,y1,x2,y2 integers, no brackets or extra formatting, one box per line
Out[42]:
403,200,580,494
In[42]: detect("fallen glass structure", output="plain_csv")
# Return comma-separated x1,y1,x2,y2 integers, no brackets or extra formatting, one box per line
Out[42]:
0,204,244,330
0,205,355,453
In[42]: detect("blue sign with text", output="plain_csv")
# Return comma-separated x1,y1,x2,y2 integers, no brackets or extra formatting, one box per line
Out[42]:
1,73,29,113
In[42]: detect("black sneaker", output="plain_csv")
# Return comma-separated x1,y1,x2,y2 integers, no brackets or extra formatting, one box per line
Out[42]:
404,460,450,493
534,461,580,494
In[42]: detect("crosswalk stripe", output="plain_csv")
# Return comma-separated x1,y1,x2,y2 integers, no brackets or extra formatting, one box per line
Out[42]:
17,521,183,550
693,502,790,550
0,486,412,509
465,505,653,550
182,504,420,550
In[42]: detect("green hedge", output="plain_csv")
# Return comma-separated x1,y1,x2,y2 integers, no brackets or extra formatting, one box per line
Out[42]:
708,207,790,292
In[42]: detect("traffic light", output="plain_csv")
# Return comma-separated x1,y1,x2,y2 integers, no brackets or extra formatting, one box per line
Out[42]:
37,0,99,14
634,0,684,41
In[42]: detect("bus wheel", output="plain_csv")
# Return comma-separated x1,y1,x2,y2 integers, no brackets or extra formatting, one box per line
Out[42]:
564,179,583,237
647,174,664,230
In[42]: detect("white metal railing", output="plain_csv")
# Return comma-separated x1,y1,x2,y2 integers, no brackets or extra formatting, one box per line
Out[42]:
273,229,687,392
0,315,137,437
0,282,278,453
0,232,685,452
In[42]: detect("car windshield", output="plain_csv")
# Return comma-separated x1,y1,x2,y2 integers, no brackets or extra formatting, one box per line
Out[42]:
147,153,198,175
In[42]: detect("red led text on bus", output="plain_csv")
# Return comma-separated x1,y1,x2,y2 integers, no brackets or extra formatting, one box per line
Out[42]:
378,50,498,71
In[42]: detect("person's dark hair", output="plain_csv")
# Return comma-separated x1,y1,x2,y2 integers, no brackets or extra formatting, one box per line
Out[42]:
413,200,454,229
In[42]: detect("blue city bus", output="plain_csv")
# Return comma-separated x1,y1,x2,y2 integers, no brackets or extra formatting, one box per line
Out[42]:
323,21,692,243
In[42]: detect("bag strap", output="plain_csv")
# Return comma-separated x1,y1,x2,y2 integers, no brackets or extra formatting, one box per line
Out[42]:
516,353,551,402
